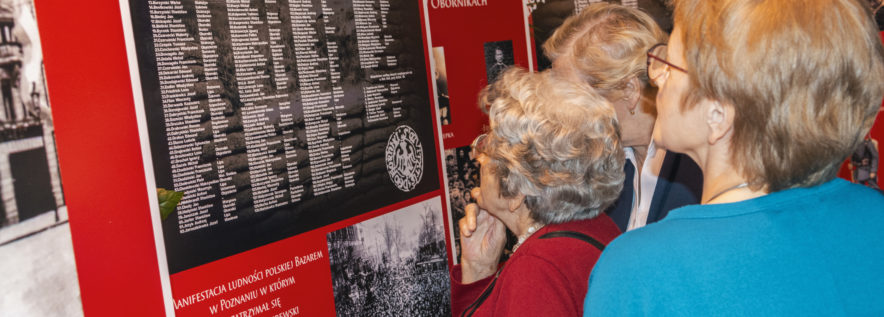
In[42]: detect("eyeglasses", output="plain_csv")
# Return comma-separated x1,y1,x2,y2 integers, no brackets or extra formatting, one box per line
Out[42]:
471,133,488,155
646,43,687,87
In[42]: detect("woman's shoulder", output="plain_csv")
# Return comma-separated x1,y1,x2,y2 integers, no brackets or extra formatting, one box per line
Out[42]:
593,178,884,275
513,216,622,268
590,214,709,277
549,214,622,243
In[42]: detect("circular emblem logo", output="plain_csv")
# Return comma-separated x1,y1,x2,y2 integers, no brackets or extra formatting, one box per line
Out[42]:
385,125,424,192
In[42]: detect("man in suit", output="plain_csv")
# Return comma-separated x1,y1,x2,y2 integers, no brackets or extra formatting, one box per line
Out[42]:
487,48,508,83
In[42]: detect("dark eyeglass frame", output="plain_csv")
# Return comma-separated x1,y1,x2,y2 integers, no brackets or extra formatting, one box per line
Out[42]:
646,43,687,85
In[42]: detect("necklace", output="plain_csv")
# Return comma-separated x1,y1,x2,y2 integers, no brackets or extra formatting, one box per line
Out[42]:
512,223,544,253
704,182,748,204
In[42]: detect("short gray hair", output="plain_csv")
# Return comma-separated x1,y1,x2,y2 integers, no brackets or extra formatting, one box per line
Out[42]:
479,68,625,224
544,2,666,98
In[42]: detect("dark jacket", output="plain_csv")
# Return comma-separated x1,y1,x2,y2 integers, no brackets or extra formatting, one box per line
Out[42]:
605,151,703,232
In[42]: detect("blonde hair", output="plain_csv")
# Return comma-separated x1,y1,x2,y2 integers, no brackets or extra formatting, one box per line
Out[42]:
478,68,624,224
672,0,884,192
544,2,667,97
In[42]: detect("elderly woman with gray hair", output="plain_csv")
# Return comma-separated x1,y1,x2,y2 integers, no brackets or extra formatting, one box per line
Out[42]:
450,68,624,316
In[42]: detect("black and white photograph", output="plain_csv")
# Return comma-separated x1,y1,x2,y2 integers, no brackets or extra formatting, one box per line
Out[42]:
0,0,80,315
326,196,450,317
444,145,516,262
126,0,440,273
432,47,451,126
444,145,478,260
483,40,514,84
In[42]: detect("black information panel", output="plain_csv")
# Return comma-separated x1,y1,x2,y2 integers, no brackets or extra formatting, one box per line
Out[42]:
128,0,438,273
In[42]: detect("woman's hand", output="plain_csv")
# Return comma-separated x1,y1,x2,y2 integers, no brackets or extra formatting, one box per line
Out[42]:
459,187,507,284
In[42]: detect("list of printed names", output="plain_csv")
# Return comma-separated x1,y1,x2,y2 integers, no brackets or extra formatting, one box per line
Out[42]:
149,0,218,233
146,0,416,234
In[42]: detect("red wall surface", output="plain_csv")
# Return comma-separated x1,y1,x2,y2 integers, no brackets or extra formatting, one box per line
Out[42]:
36,0,165,315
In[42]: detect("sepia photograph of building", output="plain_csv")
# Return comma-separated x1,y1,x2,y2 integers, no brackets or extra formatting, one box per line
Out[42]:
0,0,79,315
0,0,63,234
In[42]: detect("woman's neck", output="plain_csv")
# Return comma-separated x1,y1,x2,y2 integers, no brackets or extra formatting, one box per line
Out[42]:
507,207,538,238
698,149,766,204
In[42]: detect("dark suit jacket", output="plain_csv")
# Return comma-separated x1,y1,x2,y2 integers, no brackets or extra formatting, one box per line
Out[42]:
605,151,703,232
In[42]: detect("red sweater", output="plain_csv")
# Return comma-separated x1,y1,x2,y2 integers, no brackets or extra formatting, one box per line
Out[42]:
450,214,621,316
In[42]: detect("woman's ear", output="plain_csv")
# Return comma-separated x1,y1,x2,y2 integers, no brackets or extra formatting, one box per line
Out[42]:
625,77,641,114
705,99,735,145
508,194,526,213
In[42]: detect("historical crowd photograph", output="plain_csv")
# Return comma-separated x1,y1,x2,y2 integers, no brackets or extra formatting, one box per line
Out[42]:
326,197,451,316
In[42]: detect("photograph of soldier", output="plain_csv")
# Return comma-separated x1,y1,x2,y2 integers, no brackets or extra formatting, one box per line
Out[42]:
326,197,450,317
483,40,514,84
432,47,451,125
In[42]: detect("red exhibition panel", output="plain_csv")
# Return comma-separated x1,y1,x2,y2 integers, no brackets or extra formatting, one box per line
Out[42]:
38,0,452,316
35,0,166,315
428,0,532,149
169,227,336,316
168,190,439,316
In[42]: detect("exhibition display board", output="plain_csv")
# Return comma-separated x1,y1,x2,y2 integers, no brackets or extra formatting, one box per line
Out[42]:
39,0,455,315
125,0,441,270
121,0,452,315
